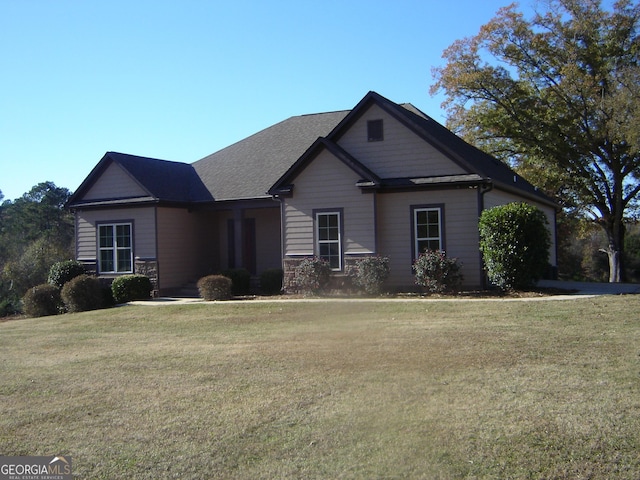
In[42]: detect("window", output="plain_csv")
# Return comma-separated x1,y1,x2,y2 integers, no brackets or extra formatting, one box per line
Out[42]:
414,207,442,256
316,211,342,270
367,119,384,142
98,223,133,273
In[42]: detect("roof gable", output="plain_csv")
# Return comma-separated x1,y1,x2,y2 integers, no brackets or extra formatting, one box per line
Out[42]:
80,160,148,201
68,152,212,208
333,101,468,179
323,91,553,205
269,138,382,196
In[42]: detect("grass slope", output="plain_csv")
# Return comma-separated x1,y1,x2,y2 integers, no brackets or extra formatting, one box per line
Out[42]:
1,297,639,479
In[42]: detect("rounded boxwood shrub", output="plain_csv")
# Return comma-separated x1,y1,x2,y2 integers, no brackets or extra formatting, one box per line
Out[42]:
349,256,390,295
479,202,551,290
22,284,63,317
222,268,251,296
61,275,103,313
48,260,86,289
260,268,284,295
413,250,463,294
294,257,331,295
197,275,232,301
111,274,152,303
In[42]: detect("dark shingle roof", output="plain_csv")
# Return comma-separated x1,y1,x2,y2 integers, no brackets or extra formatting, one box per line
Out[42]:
70,91,554,209
68,152,212,207
192,110,350,201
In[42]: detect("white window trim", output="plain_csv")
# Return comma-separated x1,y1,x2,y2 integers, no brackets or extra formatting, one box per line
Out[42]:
98,222,133,274
414,207,442,256
315,211,342,271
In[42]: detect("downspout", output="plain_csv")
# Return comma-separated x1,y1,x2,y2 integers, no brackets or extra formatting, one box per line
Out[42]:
478,180,493,290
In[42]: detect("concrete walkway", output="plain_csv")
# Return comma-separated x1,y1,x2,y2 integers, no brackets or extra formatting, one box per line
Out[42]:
537,279,640,295
128,280,638,306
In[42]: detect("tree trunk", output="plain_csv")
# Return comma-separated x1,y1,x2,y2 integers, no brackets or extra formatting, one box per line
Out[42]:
599,215,626,283
607,249,622,283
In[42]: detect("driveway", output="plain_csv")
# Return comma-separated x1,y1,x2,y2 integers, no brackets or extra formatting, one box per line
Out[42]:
537,279,640,295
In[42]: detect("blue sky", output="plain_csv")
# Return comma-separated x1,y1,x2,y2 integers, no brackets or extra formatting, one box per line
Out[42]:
1,0,532,202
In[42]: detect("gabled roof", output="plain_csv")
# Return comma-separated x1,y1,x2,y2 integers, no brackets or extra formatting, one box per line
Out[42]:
323,91,553,205
67,152,213,208
70,91,555,209
269,137,382,196
192,110,350,201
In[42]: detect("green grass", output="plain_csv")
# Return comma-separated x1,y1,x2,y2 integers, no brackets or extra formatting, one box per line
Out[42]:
1,297,640,479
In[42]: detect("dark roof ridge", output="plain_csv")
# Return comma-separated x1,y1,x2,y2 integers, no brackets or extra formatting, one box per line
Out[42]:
297,108,351,118
106,150,188,165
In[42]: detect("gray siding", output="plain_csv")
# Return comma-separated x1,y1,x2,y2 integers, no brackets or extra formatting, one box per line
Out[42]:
283,149,376,260
337,104,467,179
377,189,482,289
75,207,157,263
82,163,147,200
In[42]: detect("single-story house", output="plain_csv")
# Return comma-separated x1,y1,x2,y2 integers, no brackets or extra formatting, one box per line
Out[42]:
67,91,557,294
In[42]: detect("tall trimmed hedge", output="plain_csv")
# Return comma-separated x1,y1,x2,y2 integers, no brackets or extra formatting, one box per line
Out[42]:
479,202,551,290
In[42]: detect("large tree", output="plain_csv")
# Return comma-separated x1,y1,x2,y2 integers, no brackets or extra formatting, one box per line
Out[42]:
431,0,640,282
0,182,74,314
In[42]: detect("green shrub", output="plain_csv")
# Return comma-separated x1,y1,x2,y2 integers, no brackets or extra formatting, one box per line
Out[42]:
101,285,116,308
111,275,152,303
413,250,463,294
0,297,20,317
349,256,390,295
48,260,86,288
22,284,63,317
0,277,20,317
479,202,551,290
3,238,71,297
222,268,251,296
294,257,331,295
260,268,283,295
61,275,103,313
197,275,233,301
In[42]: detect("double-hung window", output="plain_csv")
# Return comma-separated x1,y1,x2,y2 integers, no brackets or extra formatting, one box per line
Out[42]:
98,223,133,273
316,211,342,270
414,207,442,256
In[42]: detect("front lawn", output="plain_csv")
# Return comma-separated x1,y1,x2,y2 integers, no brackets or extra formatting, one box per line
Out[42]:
1,297,639,478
